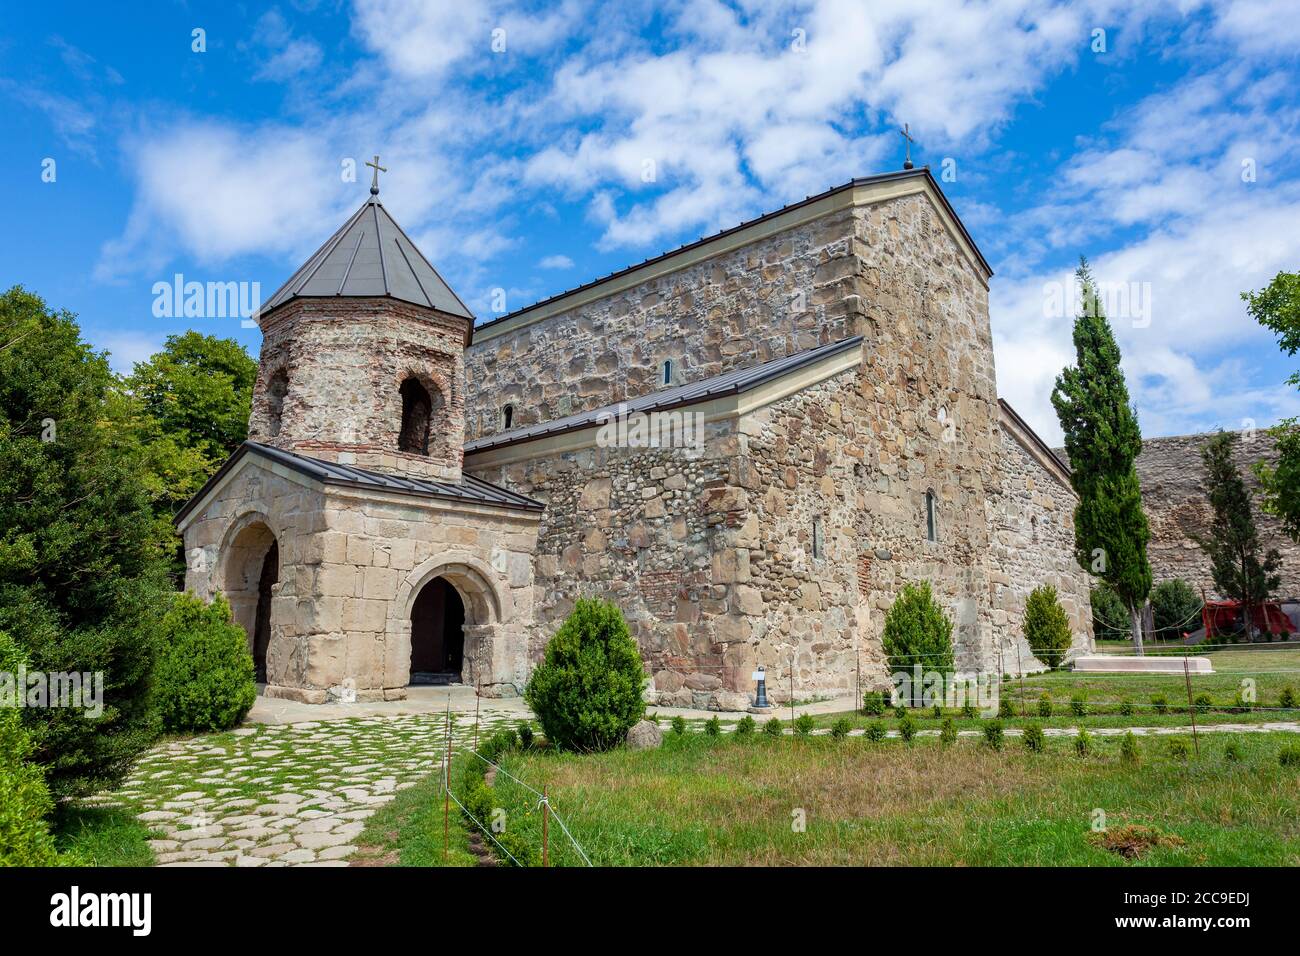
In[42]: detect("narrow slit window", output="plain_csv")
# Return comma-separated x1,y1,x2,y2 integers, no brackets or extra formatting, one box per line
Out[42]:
502,404,514,430
398,377,433,455
925,490,937,542
812,518,825,560
662,359,673,386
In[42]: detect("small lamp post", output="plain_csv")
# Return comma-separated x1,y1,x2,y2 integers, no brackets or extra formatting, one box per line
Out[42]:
753,666,771,709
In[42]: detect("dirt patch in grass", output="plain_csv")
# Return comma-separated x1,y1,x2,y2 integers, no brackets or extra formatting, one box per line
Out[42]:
1089,824,1186,859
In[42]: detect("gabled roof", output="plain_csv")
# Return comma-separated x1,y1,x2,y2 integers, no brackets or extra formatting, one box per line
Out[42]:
464,335,864,455
998,398,1074,490
474,166,991,338
259,196,474,321
174,441,542,526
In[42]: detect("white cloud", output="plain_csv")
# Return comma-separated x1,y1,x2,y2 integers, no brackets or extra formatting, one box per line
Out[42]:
92,330,164,375
538,254,574,269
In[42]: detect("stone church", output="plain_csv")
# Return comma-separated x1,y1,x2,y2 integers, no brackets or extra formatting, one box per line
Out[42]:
177,165,1094,708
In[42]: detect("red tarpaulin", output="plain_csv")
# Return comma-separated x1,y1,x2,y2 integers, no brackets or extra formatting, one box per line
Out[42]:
1203,600,1295,639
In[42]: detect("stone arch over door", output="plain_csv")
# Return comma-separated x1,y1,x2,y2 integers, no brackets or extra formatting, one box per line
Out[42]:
218,512,281,683
390,552,519,695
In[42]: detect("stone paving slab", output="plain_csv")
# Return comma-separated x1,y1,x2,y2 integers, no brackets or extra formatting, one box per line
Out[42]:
101,712,516,867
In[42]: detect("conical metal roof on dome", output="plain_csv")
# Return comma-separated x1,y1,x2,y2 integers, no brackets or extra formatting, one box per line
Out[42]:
259,194,474,321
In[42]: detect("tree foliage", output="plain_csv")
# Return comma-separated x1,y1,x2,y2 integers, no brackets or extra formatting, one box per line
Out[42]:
524,598,646,752
1195,432,1281,637
0,632,59,866
1244,269,1300,541
1023,584,1072,669
0,286,166,798
1150,578,1202,638
1051,258,1153,651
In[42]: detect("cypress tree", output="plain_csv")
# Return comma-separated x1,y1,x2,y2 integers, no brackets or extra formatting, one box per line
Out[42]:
1051,258,1153,653
1196,432,1281,640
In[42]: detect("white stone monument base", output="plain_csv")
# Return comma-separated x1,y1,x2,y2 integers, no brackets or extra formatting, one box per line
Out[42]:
1072,655,1214,674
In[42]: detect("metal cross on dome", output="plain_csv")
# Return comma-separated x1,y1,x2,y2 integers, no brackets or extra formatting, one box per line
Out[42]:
365,154,388,195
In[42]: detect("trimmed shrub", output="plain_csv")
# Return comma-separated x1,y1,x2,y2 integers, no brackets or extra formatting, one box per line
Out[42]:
0,633,59,866
517,721,534,749
735,715,756,737
1037,693,1053,718
1120,731,1140,766
1231,691,1252,714
894,704,907,720
898,714,917,743
671,715,687,736
982,720,1004,751
1023,722,1046,753
862,690,887,716
1281,686,1297,710
794,713,815,737
881,582,954,706
1151,695,1169,715
154,593,256,733
1167,737,1191,761
998,696,1014,718
494,829,538,868
1024,584,1073,668
939,717,957,744
830,717,852,740
865,721,887,742
1278,746,1300,768
1074,728,1092,757
1119,699,1135,717
1194,693,1213,714
1070,694,1087,717
960,702,977,720
524,598,646,752
704,715,721,737
931,703,942,719
763,717,783,737
1224,740,1242,763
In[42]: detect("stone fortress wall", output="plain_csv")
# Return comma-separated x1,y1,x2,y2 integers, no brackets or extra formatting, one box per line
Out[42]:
1134,432,1300,598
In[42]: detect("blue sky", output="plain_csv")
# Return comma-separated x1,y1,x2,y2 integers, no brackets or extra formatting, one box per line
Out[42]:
2,0,1299,445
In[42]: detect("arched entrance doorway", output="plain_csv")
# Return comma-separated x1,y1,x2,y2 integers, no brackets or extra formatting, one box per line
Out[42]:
222,518,279,685
409,577,465,684
251,540,278,682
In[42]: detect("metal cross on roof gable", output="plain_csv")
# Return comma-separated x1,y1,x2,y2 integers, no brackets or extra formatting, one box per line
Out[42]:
899,124,915,170
365,154,388,195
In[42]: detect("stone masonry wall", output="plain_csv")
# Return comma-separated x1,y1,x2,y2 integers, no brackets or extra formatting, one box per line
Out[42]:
183,456,540,703
467,190,1007,703
466,420,753,710
249,298,470,482
465,206,863,436
1136,432,1300,597
987,426,1093,671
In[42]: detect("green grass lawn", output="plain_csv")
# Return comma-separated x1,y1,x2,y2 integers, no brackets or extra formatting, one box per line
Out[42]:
51,805,158,867
472,731,1300,866
353,760,479,867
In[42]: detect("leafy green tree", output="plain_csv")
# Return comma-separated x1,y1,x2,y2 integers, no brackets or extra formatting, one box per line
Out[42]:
1089,583,1128,642
1051,258,1153,653
1150,579,1202,639
125,331,256,463
524,598,645,751
1243,270,1300,540
1195,432,1281,640
881,581,954,706
0,286,166,798
1023,584,1072,669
